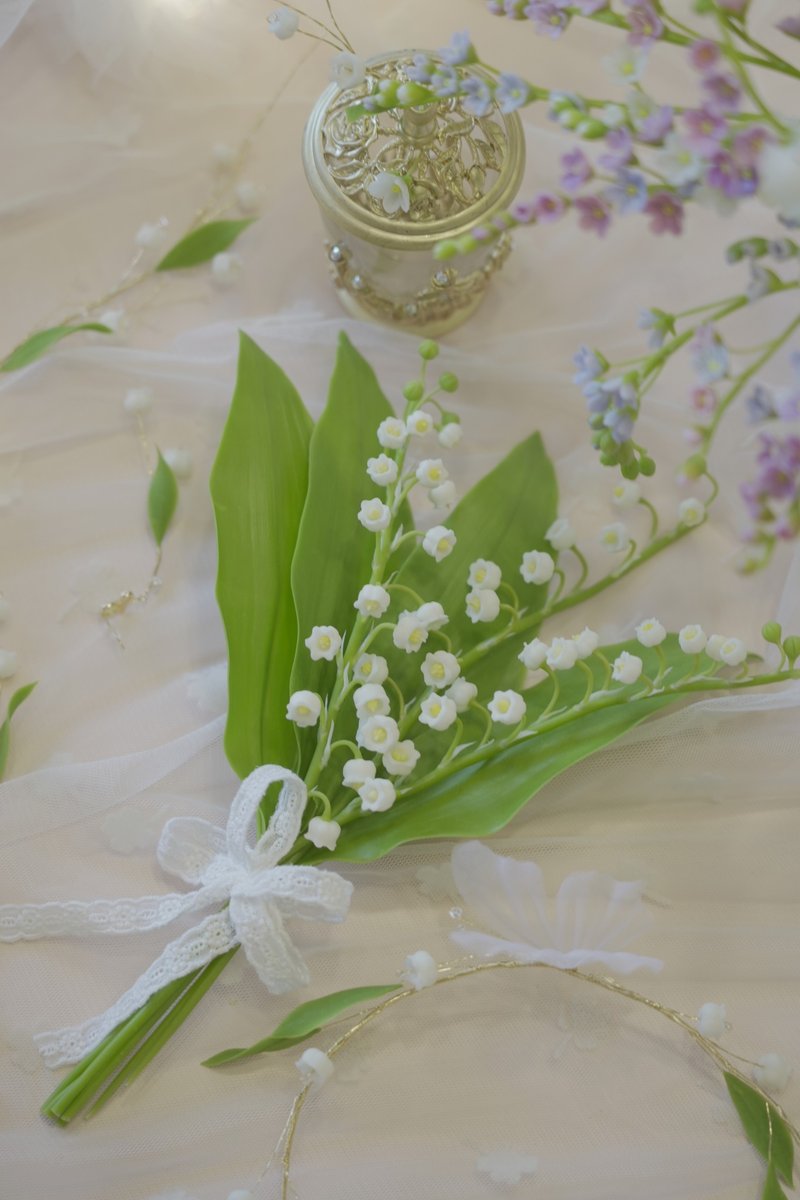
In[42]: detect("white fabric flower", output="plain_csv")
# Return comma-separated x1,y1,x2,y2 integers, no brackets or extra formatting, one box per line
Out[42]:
679,497,706,527
488,690,526,725
286,690,321,727
438,421,462,448
353,684,390,718
520,550,555,585
706,634,727,662
419,694,458,731
546,638,578,672
400,950,438,991
393,614,429,653
358,777,397,812
354,653,388,683
719,636,747,666
268,7,300,40
124,387,154,414
468,559,501,590
416,459,448,488
446,678,478,712
366,454,398,486
164,448,192,480
758,138,800,223
304,625,342,661
430,480,457,508
679,624,707,654
753,1053,793,1093
656,133,704,186
604,45,649,86
518,638,548,671
612,651,643,684
367,171,411,215
573,627,600,659
354,584,391,618
304,817,341,852
356,715,400,752
600,522,631,553
331,51,367,91
611,481,641,509
422,525,457,561
342,758,376,789
358,498,391,532
407,409,435,436
382,739,420,777
296,1047,334,1090
635,618,666,648
0,649,18,679
450,841,662,973
377,417,407,449
421,651,460,689
210,252,242,286
99,308,128,334
466,588,500,624
697,1002,727,1039
416,602,448,630
476,1151,539,1186
545,517,576,552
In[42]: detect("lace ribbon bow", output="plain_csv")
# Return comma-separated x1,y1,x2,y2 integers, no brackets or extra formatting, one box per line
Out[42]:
0,765,353,1067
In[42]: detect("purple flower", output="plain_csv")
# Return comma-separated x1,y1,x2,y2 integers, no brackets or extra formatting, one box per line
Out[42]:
690,325,729,383
777,15,800,38
532,191,567,221
717,0,749,12
688,39,721,73
644,190,684,234
495,73,533,113
504,0,529,15
599,127,634,171
487,0,506,12
625,0,664,46
746,385,777,424
510,201,537,224
706,151,758,199
690,386,718,414
573,345,605,386
574,0,609,10
525,0,570,38
682,107,728,156
441,30,477,66
606,169,649,214
575,194,613,236
560,147,593,191
461,76,493,117
731,125,773,168
637,104,673,145
702,72,742,115
776,389,800,421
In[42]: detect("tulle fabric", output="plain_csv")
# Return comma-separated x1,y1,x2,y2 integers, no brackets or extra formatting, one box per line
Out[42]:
2,1,800,1197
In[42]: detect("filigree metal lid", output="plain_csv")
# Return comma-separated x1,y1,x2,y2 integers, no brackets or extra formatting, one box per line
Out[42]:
303,51,525,249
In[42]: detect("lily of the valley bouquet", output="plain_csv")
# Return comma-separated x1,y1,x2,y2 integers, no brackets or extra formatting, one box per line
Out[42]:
1,331,798,1131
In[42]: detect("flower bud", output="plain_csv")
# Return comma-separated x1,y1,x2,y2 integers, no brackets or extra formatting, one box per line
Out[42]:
681,453,707,480
761,621,782,645
403,380,424,403
419,340,439,361
438,372,459,394
782,635,800,666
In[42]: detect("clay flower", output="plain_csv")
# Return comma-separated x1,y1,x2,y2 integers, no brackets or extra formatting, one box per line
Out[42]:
367,171,411,215
450,842,663,973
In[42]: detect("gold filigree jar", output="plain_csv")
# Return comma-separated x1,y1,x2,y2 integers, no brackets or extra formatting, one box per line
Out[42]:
302,51,525,336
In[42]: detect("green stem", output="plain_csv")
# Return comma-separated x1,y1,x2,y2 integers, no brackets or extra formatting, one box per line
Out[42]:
638,497,659,540
717,18,789,136
569,546,590,591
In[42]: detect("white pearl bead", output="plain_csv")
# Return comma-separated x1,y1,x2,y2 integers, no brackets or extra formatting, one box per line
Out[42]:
0,649,18,679
235,182,259,212
211,252,242,286
164,449,193,480
134,222,168,250
123,387,154,415
212,142,236,169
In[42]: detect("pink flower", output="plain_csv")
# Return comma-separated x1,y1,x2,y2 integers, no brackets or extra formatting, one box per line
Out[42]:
682,107,728,156
777,15,800,39
533,192,567,221
702,72,742,115
690,386,718,414
644,191,684,235
688,39,721,73
731,125,773,168
575,194,613,236
626,0,664,46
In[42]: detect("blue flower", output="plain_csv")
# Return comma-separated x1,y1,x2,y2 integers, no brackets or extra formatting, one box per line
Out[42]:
573,345,605,386
461,76,493,117
606,168,648,214
406,53,434,84
429,65,461,98
441,30,477,65
495,73,533,113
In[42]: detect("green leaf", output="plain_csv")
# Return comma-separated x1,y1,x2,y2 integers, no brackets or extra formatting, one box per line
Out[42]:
155,219,256,271
288,332,411,771
0,682,37,780
388,432,558,695
147,451,179,547
763,1163,789,1200
1,324,112,372
725,1073,794,1185
210,332,313,778
314,639,687,864
203,984,399,1067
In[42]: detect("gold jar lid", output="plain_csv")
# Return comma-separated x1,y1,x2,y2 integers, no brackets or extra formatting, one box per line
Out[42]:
302,51,526,251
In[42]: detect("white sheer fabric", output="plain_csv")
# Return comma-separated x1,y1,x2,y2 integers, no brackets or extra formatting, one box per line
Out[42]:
1,1,799,1198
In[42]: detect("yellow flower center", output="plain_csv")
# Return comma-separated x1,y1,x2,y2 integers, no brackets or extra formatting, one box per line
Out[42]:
436,537,450,555
373,728,387,743
475,567,486,582
319,635,331,650
410,629,424,645
497,698,510,713
431,663,445,680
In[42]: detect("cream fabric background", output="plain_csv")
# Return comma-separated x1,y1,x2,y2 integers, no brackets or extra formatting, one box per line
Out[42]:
1,2,799,1197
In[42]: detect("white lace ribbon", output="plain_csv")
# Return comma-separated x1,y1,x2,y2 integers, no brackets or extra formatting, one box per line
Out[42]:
0,765,353,1067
